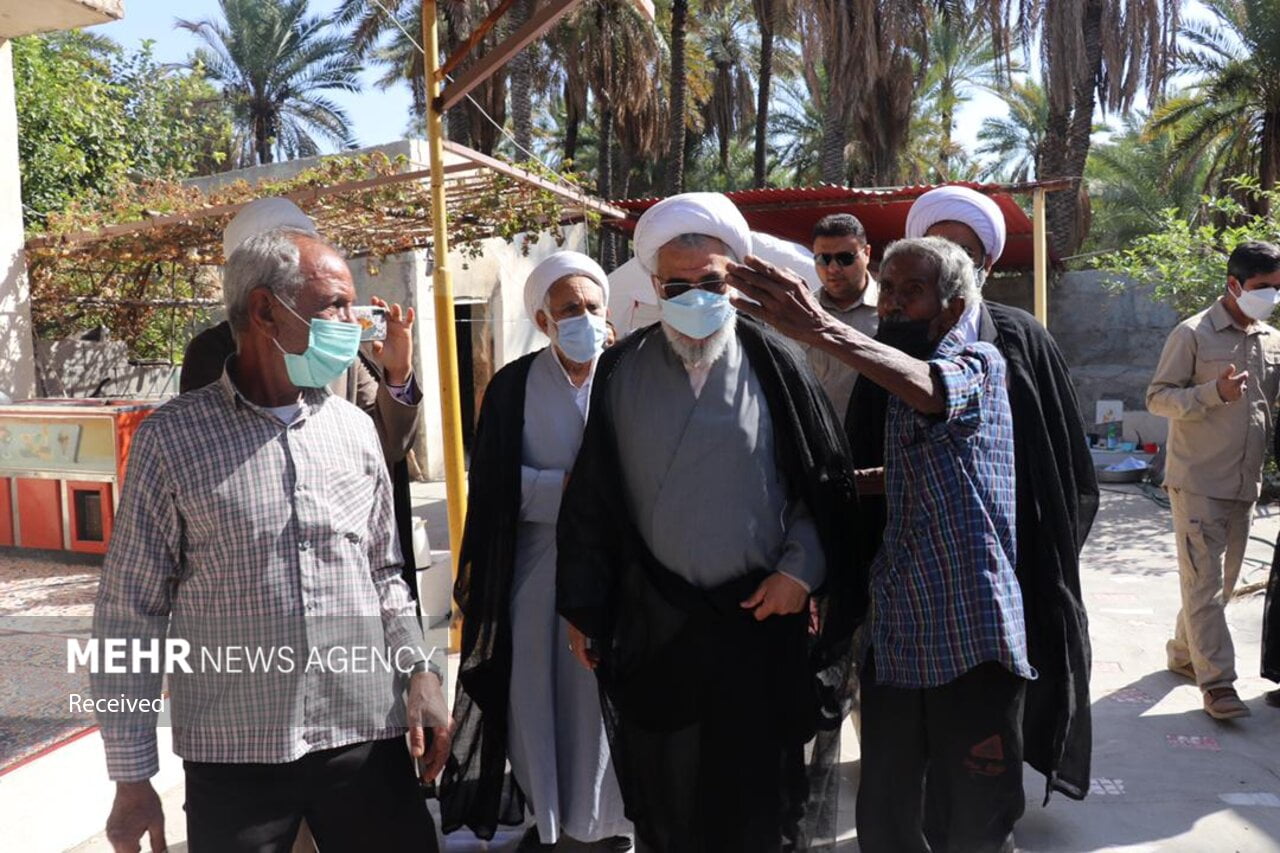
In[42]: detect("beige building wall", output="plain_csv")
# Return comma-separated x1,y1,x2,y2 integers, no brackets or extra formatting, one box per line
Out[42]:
0,40,34,401
0,0,127,401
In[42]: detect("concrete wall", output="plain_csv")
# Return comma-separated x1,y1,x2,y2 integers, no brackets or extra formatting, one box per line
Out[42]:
0,40,35,402
1047,269,1180,444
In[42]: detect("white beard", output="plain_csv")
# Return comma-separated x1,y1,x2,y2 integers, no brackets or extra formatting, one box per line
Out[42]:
661,312,737,369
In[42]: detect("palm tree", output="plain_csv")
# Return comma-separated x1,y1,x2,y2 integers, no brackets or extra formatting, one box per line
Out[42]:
666,0,691,194
336,0,509,153
1086,112,1209,250
976,79,1048,182
771,77,825,185
1031,0,1182,255
752,0,798,188
916,13,1006,178
1148,0,1280,210
178,0,361,165
697,2,757,179
801,0,933,186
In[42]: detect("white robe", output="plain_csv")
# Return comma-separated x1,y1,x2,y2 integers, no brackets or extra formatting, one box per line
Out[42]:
507,347,630,844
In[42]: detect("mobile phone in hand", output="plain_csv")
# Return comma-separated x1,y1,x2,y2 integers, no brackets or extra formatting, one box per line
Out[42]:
352,305,389,342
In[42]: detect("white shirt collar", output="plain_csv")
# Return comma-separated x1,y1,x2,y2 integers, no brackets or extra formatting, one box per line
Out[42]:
954,303,982,346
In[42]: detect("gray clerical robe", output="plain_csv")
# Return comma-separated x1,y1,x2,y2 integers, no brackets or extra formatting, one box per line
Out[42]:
607,331,825,591
508,347,629,844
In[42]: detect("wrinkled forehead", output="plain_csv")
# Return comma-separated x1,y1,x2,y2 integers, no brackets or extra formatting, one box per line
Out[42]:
547,274,605,304
295,237,355,304
880,249,941,286
655,235,732,280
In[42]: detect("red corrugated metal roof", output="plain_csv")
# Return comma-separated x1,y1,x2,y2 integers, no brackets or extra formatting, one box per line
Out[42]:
607,181,1052,271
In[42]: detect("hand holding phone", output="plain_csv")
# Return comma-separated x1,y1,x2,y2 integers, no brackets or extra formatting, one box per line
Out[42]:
351,305,389,342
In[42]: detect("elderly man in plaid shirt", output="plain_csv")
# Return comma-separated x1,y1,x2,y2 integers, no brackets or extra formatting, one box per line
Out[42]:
92,227,450,853
730,236,1030,853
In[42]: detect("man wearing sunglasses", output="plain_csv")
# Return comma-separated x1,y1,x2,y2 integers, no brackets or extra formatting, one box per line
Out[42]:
806,214,878,417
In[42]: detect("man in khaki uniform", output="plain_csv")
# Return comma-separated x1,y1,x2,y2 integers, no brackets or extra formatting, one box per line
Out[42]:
803,213,878,418
1147,240,1280,719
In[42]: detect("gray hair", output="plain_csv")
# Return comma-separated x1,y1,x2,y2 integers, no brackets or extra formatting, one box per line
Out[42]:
660,233,737,262
881,236,981,308
222,227,314,337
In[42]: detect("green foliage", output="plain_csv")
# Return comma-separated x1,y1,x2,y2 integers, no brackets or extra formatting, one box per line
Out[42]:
1098,177,1280,318
975,79,1046,182
13,33,233,228
27,151,596,360
1084,112,1209,254
178,0,362,166
1148,0,1280,195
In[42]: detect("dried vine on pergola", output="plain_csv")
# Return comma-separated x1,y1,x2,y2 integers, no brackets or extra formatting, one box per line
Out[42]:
25,150,603,359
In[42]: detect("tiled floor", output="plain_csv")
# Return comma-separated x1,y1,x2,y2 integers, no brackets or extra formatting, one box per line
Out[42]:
4,485,1280,851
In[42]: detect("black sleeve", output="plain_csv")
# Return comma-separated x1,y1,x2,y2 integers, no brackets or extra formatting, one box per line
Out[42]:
556,348,629,640
179,323,235,393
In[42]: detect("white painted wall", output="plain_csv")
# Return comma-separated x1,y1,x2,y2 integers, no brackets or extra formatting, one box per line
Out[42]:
0,40,35,401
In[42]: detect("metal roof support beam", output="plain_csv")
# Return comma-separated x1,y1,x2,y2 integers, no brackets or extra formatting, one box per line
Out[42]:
436,0,654,112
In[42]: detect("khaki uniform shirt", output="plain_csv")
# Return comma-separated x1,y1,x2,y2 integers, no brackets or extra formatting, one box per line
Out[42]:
804,277,879,418
1146,299,1280,501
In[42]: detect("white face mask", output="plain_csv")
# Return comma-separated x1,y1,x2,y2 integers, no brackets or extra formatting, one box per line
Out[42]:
1236,286,1280,321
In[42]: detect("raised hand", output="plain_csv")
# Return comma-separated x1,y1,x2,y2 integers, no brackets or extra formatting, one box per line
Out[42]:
1216,364,1248,402
370,295,415,385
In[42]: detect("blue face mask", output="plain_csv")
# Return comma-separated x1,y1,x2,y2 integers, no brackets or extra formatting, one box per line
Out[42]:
553,312,608,364
272,297,362,388
660,288,735,339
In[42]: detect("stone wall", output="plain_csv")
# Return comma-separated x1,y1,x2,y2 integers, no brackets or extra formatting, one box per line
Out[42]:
979,269,1180,444
1045,269,1180,443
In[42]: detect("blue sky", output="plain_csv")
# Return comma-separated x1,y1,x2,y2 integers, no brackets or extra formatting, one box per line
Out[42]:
87,1,1210,176
88,0,416,151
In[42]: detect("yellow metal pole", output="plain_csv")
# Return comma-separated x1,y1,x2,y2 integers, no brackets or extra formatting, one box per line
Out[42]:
423,0,468,652
1032,186,1048,327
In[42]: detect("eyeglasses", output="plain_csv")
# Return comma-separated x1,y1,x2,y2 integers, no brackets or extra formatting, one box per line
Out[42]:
815,252,860,268
659,278,729,299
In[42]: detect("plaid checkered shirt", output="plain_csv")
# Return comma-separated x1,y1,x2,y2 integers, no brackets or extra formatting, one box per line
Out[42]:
866,323,1034,689
92,369,430,782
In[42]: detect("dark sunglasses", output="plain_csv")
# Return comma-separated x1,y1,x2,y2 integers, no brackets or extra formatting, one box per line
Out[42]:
659,278,729,299
815,251,860,268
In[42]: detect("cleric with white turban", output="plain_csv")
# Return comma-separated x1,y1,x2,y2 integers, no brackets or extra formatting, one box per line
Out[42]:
904,185,1006,279
523,250,610,325
222,197,317,259
442,246,630,847
555,189,856,851
633,191,752,274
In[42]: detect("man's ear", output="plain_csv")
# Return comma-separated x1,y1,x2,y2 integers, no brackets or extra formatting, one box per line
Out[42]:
1227,275,1243,296
535,309,550,336
651,275,665,302
248,287,279,339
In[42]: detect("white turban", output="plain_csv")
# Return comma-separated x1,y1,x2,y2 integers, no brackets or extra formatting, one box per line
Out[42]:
633,192,752,274
524,251,610,324
223,197,317,258
904,186,1006,264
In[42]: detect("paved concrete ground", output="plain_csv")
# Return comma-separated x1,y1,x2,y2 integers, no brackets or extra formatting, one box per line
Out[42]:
2,484,1279,851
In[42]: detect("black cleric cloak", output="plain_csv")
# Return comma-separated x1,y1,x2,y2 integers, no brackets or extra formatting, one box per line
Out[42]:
438,350,541,839
845,301,1099,802
1262,423,1280,683
556,317,865,850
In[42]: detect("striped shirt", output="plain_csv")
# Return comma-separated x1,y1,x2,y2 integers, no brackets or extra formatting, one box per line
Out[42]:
91,367,430,782
866,323,1032,688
